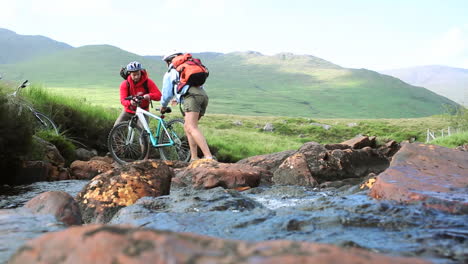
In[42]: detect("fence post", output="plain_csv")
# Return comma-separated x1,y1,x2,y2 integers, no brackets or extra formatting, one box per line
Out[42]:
448,127,451,136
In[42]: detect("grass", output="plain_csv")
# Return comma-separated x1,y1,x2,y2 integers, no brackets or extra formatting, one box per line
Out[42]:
429,131,468,148
3,82,464,162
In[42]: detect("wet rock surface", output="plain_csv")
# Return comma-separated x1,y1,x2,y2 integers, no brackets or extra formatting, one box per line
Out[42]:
174,159,271,189
9,224,430,264
1,140,467,264
76,159,173,224
0,208,65,264
24,191,82,226
109,185,468,263
371,143,468,214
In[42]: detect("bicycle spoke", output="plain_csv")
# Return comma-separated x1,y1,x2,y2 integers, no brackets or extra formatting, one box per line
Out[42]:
108,122,149,164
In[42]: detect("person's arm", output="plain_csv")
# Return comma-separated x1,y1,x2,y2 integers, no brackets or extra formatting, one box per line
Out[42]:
145,79,162,101
161,70,178,107
119,81,131,108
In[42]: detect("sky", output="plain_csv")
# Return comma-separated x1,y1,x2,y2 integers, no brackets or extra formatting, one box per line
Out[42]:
1,0,467,70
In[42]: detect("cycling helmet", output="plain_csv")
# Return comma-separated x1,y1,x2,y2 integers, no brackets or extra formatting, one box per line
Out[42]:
126,61,143,72
162,51,183,62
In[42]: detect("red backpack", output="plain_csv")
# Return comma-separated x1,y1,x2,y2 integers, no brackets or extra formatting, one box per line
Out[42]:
172,53,209,93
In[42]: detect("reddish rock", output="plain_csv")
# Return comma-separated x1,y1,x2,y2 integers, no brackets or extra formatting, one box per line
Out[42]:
324,143,351,150
162,160,189,169
15,161,50,184
236,150,296,171
455,144,468,152
378,140,401,158
299,142,389,182
273,153,318,186
76,160,173,223
9,224,430,264
24,191,82,226
370,143,468,214
340,135,376,149
70,160,113,180
90,156,115,164
176,159,271,189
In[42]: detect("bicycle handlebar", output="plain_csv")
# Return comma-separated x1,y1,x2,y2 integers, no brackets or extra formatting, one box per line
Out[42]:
124,95,172,113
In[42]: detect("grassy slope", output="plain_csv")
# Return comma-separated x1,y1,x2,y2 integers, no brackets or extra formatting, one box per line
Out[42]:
0,46,458,118
2,82,463,162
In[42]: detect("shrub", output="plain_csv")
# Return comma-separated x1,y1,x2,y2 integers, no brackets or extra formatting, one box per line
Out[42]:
35,130,77,166
0,85,35,184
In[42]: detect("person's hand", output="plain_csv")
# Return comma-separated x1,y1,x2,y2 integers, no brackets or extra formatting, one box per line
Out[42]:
143,94,150,101
130,98,137,106
160,106,167,114
170,99,178,106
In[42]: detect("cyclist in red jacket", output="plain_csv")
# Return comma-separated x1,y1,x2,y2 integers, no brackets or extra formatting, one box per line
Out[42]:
114,61,162,127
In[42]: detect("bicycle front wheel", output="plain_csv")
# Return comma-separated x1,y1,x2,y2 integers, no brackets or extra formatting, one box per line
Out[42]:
159,119,190,162
108,122,149,164
35,112,59,134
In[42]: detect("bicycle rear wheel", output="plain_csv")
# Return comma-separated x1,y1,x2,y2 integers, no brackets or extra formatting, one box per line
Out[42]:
108,121,149,164
35,112,59,135
159,119,190,162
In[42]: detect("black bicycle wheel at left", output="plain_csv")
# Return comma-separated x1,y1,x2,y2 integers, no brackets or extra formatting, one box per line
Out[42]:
34,112,59,134
108,121,149,164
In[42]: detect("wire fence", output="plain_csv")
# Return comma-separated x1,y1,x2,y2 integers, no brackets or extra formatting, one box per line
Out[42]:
426,127,464,143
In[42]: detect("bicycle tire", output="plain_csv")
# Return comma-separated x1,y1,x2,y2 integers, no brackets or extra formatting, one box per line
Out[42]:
35,112,59,135
108,121,149,165
158,119,191,162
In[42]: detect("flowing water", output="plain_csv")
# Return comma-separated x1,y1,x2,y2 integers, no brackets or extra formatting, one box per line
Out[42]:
1,181,467,264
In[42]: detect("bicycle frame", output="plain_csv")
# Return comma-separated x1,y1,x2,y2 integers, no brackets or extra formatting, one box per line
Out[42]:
130,106,177,148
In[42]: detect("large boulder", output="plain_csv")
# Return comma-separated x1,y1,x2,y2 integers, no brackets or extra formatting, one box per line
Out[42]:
237,150,295,172
9,224,430,264
298,142,389,183
70,159,113,180
13,136,70,184
175,159,271,189
340,135,377,149
370,143,468,214
24,191,82,226
76,160,173,223
272,153,317,186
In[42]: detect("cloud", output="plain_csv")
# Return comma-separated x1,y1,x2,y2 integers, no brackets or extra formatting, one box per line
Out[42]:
428,27,466,59
163,0,227,17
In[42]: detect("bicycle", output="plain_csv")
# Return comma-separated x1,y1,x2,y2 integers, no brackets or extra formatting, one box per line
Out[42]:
107,95,190,164
9,80,59,134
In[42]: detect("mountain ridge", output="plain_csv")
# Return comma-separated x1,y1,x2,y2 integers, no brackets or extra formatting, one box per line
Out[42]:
0,28,460,118
381,65,468,106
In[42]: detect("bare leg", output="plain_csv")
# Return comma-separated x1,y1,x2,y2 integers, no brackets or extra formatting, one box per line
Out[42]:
184,111,212,159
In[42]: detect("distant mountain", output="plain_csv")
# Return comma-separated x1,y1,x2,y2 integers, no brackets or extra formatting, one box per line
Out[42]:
0,29,459,118
381,65,468,106
0,28,72,64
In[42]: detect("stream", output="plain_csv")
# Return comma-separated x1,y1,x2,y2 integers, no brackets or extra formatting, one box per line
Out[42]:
0,180,467,264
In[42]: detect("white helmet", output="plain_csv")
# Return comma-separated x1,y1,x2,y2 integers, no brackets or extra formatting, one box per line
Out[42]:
162,51,183,62
126,61,143,72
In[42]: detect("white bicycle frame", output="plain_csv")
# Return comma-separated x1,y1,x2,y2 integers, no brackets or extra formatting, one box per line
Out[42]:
126,106,180,147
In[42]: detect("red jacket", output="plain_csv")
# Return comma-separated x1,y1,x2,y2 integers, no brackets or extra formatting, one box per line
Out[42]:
120,70,162,114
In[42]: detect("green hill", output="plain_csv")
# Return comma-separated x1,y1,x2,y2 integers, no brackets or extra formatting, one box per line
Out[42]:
0,28,72,64
0,39,459,118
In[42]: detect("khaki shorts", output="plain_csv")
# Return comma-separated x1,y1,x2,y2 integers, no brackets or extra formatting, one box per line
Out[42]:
183,87,209,116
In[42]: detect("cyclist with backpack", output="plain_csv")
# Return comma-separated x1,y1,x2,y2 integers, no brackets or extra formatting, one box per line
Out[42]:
160,52,213,161
114,61,162,127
